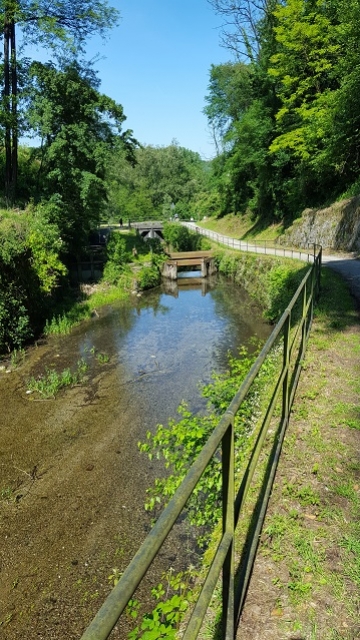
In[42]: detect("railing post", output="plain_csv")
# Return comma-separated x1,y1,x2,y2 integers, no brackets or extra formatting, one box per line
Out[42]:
317,247,322,300
301,280,307,359
282,313,291,424
222,421,235,639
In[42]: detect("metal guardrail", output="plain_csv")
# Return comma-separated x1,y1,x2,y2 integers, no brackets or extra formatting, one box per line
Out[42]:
80,246,322,640
182,221,316,263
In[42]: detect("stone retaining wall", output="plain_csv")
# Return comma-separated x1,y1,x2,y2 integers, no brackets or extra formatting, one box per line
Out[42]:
280,195,360,251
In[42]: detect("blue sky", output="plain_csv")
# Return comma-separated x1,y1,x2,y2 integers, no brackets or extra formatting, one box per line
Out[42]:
85,1,231,159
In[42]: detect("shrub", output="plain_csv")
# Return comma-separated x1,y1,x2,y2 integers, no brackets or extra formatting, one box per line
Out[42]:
0,206,66,352
162,222,202,251
136,264,161,290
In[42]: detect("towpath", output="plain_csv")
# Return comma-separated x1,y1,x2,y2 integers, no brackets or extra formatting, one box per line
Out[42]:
184,221,360,304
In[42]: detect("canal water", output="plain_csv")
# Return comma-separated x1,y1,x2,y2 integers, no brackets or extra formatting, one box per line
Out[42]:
0,274,271,639
74,275,270,422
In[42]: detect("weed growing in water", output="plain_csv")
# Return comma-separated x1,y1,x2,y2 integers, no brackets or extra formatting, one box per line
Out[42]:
44,304,91,335
27,358,88,398
10,348,25,368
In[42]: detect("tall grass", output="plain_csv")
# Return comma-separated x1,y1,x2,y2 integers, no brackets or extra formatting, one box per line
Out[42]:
44,303,91,335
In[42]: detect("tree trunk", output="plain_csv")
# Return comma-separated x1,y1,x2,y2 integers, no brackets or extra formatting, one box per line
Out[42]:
4,17,12,201
3,9,17,203
11,19,17,199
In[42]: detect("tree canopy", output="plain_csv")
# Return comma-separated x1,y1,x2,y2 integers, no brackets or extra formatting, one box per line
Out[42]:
0,0,119,199
106,141,212,223
205,0,360,220
27,60,138,254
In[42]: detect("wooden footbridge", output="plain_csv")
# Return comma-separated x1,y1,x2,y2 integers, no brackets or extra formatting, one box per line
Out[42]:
162,250,216,280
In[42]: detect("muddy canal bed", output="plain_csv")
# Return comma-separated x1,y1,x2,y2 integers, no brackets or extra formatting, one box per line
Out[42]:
0,278,270,639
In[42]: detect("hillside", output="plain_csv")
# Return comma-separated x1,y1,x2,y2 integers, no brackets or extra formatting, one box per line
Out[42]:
200,195,360,254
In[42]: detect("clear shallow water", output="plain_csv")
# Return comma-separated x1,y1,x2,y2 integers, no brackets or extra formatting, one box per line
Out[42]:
71,274,271,425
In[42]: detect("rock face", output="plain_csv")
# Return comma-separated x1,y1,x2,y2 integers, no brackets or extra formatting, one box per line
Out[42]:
280,196,360,251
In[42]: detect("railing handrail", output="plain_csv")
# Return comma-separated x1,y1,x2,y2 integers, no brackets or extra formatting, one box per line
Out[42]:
181,221,318,263
80,244,322,640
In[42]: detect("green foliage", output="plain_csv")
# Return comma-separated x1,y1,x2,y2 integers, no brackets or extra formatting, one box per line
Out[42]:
107,567,122,587
205,0,360,221
216,250,306,323
127,570,196,640
102,233,131,284
106,142,211,223
135,264,161,291
0,486,13,502
0,294,31,352
162,223,202,252
139,346,269,535
27,61,138,255
102,231,163,288
0,206,66,352
0,0,120,200
27,358,88,398
204,61,254,149
10,347,26,368
27,202,67,292
44,303,91,335
263,263,307,323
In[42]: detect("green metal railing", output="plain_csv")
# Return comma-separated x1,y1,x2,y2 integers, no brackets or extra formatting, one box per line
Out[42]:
80,247,322,640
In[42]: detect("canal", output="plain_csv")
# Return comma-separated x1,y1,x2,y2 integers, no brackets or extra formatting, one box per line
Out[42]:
0,274,270,639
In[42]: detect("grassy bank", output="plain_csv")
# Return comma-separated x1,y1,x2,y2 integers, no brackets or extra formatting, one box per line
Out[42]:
200,212,285,243
44,233,162,337
214,249,308,322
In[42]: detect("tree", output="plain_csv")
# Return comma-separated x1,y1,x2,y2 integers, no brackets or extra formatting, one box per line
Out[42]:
266,0,346,204
312,0,360,192
207,0,360,220
269,0,341,160
28,60,138,255
207,0,274,60
162,222,202,252
0,0,119,200
107,142,210,222
204,62,254,152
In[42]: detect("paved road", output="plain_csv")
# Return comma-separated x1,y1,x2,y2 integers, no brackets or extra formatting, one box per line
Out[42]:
183,222,360,304
322,252,360,303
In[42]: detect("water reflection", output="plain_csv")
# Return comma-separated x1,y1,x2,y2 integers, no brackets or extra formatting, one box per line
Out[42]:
163,273,217,297
70,274,271,426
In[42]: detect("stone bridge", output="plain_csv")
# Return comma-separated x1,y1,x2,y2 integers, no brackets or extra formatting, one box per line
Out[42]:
131,221,164,240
